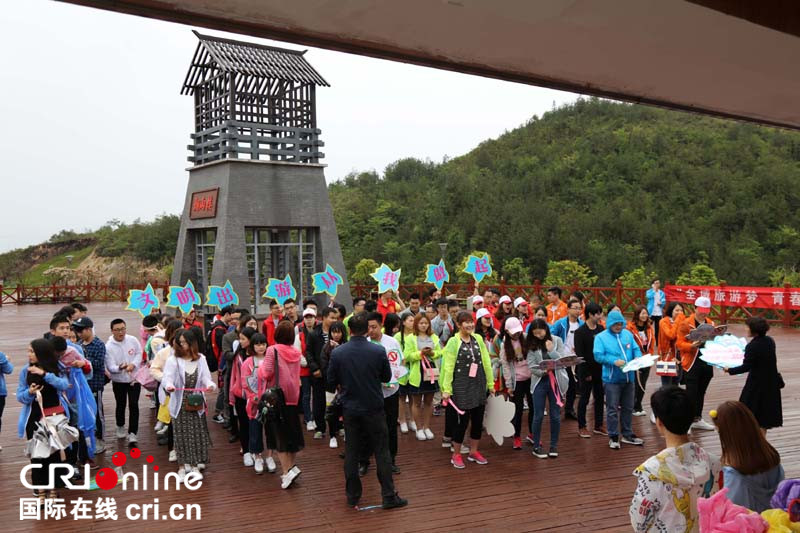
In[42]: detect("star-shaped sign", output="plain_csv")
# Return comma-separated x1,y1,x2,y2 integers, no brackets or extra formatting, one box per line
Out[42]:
425,259,449,290
370,263,401,294
312,264,343,298
263,274,297,306
126,283,159,317
464,253,493,283
206,280,240,309
166,280,201,313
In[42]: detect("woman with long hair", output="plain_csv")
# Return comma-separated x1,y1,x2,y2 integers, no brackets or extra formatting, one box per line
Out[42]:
17,339,71,504
657,302,685,387
628,305,655,417
149,318,184,460
240,332,277,475
321,321,348,448
404,313,442,441
526,318,567,459
229,326,257,465
162,329,217,481
724,316,783,432
259,320,305,489
499,317,530,449
394,313,415,434
475,308,502,392
712,401,784,512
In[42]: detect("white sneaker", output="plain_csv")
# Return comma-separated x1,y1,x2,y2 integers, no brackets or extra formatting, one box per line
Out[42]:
338,429,345,437
400,422,408,434
177,467,187,482
243,452,254,467
197,463,206,471
156,424,169,435
127,433,138,445
691,419,715,431
408,421,418,432
416,429,427,441
168,450,177,462
329,437,338,449
632,410,647,417
281,465,301,489
265,456,277,473
115,426,126,439
306,421,316,431
95,440,106,454
424,428,435,440
461,443,471,454
154,421,165,432
190,466,203,480
254,456,264,474
650,412,656,424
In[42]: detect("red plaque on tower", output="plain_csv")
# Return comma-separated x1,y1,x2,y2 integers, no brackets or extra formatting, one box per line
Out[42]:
189,188,219,219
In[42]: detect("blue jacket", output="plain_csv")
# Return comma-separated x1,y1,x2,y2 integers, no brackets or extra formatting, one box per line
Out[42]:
16,366,72,439
593,311,642,384
550,316,585,343
0,352,13,396
645,288,666,317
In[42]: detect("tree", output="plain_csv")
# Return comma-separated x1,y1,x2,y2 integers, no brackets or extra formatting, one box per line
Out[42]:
351,258,380,284
618,267,658,288
544,260,598,287
676,262,720,285
768,266,800,287
501,257,532,285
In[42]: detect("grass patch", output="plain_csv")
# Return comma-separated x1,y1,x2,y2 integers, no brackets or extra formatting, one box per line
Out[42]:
20,246,95,285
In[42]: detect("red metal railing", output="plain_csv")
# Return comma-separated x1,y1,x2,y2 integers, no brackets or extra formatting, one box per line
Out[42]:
0,282,171,306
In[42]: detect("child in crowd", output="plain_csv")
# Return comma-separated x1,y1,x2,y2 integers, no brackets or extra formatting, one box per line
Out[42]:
630,386,719,532
240,333,277,474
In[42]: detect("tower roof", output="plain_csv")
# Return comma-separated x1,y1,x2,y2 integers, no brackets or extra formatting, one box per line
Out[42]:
181,30,329,95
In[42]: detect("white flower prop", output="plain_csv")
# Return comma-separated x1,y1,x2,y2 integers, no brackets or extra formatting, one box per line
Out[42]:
699,334,747,369
622,354,659,373
484,394,516,446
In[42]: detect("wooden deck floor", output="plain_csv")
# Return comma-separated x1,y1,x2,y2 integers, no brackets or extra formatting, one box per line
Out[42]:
1,303,797,532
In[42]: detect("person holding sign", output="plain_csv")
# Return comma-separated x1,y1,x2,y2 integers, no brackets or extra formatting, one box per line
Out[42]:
594,310,644,450
440,311,495,469
404,314,443,441
628,305,656,418
526,318,567,459
676,296,716,431
377,289,405,320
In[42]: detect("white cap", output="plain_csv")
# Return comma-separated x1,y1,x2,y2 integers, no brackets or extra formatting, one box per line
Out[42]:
476,308,491,320
302,307,317,317
472,295,484,304
505,317,524,335
694,296,711,311
498,295,512,305
513,297,528,309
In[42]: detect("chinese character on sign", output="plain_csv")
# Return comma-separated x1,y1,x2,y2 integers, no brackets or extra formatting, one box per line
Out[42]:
382,271,398,287
686,289,696,300
370,263,402,293
216,287,234,304
311,264,343,298
773,292,784,306
791,292,800,307
263,275,297,306
745,290,758,304
700,290,711,299
44,498,67,520
714,289,726,302
70,497,93,520
206,280,240,308
167,280,201,313
95,497,118,520
424,259,449,290
19,498,41,520
276,281,291,298
729,291,742,303
126,283,160,317
176,288,194,305
463,254,493,283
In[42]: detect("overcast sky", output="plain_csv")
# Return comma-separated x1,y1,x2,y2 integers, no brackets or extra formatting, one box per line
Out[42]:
0,0,578,253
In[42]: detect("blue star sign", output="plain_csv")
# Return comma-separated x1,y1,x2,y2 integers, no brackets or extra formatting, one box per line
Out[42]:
312,264,343,298
263,274,297,306
464,254,493,283
206,280,240,309
425,259,449,290
167,280,201,314
371,263,401,294
126,283,160,317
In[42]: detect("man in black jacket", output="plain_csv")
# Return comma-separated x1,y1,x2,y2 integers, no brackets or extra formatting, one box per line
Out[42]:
306,307,337,438
574,302,606,438
327,313,407,510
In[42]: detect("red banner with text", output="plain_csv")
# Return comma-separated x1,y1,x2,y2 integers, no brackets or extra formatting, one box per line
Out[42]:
665,285,800,310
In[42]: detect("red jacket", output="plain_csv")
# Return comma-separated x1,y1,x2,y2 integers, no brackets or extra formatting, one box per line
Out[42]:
261,315,284,346
376,299,398,320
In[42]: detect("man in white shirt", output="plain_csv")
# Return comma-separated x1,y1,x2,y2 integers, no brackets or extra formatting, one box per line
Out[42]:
105,318,144,445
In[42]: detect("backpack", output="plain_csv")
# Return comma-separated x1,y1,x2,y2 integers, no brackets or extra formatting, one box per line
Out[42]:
204,324,225,373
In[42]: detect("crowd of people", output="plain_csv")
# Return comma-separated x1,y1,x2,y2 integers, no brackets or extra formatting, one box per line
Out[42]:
0,280,790,527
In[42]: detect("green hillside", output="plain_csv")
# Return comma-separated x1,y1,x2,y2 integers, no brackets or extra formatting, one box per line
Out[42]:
330,98,800,286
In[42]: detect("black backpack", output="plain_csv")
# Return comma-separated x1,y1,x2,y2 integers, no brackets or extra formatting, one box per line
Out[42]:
204,323,225,373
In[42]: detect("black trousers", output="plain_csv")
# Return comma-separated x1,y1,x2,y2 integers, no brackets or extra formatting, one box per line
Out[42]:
684,359,714,419
112,382,140,434
359,393,399,464
651,315,662,341
577,365,605,429
311,377,326,434
564,367,577,415
235,396,250,453
344,410,396,503
444,399,457,439
634,367,652,412
0,396,4,435
512,379,533,437
451,403,485,444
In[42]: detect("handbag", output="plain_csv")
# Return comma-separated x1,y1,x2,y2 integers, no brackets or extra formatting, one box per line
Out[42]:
134,364,158,391
25,392,79,460
655,358,678,377
258,347,286,424
184,392,204,412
